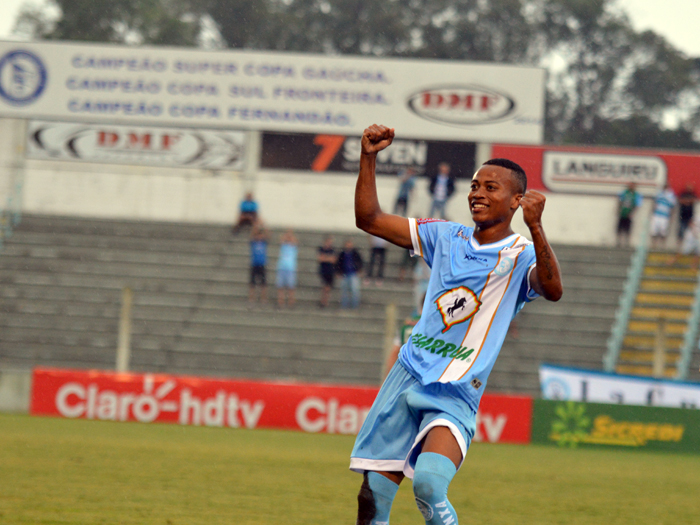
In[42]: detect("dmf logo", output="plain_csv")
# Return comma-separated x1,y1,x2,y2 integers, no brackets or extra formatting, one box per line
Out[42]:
407,85,516,125
97,130,182,151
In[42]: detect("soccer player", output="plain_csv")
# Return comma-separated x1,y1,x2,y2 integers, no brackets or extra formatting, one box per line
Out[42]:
350,124,563,525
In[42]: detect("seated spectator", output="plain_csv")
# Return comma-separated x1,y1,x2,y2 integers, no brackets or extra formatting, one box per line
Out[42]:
248,221,268,304
317,235,336,308
276,229,298,308
232,192,259,234
336,239,363,309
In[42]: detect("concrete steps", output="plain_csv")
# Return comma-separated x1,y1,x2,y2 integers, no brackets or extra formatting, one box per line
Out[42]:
616,250,698,378
0,214,632,394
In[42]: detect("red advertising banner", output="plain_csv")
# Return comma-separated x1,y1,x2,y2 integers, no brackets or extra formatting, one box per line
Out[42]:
30,368,532,443
492,143,700,197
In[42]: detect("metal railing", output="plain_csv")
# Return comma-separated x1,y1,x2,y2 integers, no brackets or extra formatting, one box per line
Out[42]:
676,269,700,380
603,213,651,373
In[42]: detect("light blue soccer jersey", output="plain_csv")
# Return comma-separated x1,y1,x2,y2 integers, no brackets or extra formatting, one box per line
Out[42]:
399,218,539,412
653,189,676,218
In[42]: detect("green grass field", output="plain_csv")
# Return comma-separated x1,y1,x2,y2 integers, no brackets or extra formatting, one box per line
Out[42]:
1,413,698,524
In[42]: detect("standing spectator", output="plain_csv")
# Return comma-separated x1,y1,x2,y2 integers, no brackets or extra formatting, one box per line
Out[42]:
677,183,697,247
393,167,417,216
428,162,455,219
397,248,417,282
248,221,268,304
365,235,387,286
317,235,336,308
276,229,298,308
670,215,700,269
650,184,676,250
336,239,363,309
384,296,424,379
413,258,431,312
232,192,259,234
616,182,642,247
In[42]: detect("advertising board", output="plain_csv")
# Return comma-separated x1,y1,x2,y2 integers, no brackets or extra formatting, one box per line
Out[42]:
30,368,533,443
532,399,700,452
0,40,545,143
260,131,476,177
491,143,700,196
26,120,246,170
540,364,700,409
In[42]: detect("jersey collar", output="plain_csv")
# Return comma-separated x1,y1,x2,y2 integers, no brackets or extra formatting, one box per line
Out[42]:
468,232,521,251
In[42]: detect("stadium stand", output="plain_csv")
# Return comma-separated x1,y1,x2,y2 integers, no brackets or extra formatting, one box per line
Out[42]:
0,214,634,395
616,251,700,380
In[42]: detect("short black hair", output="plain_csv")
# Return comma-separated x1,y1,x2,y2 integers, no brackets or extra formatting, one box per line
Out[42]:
483,158,527,194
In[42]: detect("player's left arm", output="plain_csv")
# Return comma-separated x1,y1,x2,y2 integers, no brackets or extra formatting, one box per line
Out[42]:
520,190,563,302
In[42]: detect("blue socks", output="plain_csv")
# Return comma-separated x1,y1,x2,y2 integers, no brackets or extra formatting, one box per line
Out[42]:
412,452,458,525
366,471,400,524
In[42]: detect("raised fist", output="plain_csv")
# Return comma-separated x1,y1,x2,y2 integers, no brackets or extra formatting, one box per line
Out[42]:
519,190,546,229
361,124,395,155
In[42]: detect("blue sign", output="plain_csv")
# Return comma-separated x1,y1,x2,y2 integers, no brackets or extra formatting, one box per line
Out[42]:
0,50,48,106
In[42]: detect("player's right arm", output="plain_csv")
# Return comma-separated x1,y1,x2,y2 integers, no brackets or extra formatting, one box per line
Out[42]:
355,124,412,250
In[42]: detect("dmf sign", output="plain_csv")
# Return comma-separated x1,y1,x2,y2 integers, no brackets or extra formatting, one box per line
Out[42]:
96,129,182,151
27,120,246,170
407,85,517,125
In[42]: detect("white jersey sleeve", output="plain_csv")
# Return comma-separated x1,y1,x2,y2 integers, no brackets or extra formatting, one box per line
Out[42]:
408,218,453,268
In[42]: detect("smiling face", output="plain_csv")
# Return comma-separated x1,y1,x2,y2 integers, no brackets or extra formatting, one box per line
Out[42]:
468,165,522,228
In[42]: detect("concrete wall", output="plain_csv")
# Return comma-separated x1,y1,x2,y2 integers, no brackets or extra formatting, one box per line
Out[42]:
1,117,647,246
0,369,31,414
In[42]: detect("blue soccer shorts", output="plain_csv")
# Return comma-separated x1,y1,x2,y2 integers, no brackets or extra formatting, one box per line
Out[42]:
349,360,476,479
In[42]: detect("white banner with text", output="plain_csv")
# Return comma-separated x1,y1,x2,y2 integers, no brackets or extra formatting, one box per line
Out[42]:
0,40,544,143
540,364,700,408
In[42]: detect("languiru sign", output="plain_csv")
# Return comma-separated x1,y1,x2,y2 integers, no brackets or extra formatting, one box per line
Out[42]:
0,40,545,143
542,151,667,196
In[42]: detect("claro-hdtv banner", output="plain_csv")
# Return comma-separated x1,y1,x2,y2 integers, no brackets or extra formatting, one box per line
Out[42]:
30,368,532,443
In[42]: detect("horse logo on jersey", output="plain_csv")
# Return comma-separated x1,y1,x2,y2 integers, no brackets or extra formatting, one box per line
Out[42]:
435,286,482,333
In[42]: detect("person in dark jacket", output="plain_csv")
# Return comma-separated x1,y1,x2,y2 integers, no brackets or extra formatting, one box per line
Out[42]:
428,162,456,219
336,239,364,308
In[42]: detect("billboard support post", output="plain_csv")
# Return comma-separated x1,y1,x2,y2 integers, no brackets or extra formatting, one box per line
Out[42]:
116,286,133,373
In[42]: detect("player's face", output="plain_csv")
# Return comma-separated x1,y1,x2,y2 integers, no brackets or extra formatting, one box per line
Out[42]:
468,166,521,225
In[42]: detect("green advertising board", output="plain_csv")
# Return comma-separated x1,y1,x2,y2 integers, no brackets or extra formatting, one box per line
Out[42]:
532,400,700,453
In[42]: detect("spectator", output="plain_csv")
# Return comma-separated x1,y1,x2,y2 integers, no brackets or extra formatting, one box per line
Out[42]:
393,167,417,216
365,235,388,286
677,183,697,247
317,235,336,308
616,182,642,248
670,215,700,269
428,162,456,219
248,221,268,304
384,295,425,379
336,239,363,309
413,258,431,312
276,229,298,308
232,192,258,234
397,248,417,282
650,184,676,250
